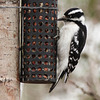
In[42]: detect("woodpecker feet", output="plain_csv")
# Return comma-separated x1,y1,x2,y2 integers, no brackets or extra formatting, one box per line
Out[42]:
53,27,60,40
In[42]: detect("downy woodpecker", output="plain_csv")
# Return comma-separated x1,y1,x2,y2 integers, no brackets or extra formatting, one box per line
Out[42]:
49,8,87,92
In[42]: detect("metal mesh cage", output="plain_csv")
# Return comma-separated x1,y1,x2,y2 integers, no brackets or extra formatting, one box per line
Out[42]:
20,0,57,83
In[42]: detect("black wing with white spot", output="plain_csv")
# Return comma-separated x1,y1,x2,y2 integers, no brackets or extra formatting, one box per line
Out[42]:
68,25,87,73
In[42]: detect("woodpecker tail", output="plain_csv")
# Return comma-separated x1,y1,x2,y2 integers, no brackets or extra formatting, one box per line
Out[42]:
64,72,68,83
49,70,66,93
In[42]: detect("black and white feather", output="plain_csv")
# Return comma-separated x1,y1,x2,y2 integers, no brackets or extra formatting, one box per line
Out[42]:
49,8,87,92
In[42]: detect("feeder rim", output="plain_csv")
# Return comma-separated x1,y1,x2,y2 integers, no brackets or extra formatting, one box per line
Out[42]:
0,6,58,9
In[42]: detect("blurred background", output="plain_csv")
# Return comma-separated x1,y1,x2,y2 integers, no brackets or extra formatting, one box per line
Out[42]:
21,0,100,100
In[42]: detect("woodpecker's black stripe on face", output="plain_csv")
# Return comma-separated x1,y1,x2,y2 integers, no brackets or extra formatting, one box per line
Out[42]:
64,8,79,16
69,12,84,18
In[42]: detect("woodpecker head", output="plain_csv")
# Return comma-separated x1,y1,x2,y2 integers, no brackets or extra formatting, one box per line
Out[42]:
58,8,85,24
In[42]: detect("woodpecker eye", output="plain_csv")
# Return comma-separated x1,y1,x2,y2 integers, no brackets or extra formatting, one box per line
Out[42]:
69,15,72,18
67,15,72,18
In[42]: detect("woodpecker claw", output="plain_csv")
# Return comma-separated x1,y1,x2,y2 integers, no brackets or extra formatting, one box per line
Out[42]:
53,27,60,40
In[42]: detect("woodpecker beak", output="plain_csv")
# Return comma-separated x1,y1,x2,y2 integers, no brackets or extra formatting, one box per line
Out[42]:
57,16,67,21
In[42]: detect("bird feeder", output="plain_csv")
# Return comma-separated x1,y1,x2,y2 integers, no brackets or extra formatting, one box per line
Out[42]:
20,0,58,83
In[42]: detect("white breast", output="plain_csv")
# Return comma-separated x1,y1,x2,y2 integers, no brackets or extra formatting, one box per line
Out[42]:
57,22,79,72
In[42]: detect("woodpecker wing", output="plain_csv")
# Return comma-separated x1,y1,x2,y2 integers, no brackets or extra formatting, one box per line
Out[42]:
67,25,87,73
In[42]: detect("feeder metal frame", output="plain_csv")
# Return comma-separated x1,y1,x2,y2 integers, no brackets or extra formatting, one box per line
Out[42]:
20,0,58,83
